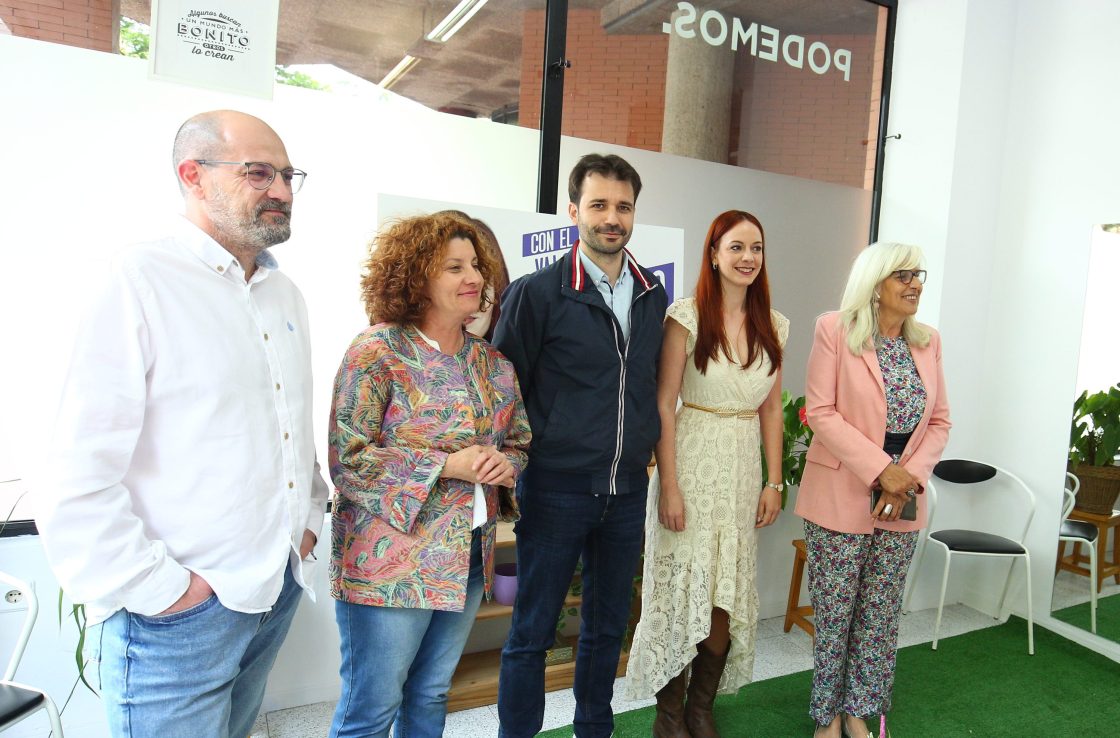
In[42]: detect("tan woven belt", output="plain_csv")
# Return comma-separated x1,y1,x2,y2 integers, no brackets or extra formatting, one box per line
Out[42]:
681,402,758,419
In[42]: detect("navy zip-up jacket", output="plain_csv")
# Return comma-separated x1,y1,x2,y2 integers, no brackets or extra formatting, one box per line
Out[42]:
494,243,668,495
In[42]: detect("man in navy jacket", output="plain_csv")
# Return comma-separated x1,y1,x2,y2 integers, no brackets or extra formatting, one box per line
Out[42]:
495,153,668,738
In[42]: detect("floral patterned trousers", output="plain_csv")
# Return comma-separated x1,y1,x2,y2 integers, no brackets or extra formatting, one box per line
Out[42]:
803,520,918,725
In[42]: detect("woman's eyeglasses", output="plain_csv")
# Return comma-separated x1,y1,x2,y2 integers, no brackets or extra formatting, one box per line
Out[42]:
891,269,927,285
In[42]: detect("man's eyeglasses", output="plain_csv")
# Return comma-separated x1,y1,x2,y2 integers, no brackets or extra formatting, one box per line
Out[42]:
891,269,927,285
195,160,307,193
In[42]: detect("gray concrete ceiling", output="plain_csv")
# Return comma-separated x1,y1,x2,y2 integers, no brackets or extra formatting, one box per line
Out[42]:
122,1,879,118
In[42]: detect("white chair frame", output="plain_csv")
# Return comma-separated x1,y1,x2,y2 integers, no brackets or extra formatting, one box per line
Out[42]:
903,462,1036,655
0,571,64,736
1058,472,1097,633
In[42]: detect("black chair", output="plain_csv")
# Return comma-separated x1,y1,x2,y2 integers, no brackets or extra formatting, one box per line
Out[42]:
1058,472,1098,633
0,571,64,735
903,459,1036,654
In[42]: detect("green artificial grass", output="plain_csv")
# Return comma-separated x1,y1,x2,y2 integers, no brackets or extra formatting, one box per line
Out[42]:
1052,591,1120,643
539,617,1120,737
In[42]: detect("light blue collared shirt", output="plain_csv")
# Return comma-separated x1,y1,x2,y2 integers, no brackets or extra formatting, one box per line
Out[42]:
579,247,633,341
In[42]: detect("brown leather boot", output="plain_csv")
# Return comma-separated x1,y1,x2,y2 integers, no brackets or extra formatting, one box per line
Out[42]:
683,645,729,738
652,667,692,738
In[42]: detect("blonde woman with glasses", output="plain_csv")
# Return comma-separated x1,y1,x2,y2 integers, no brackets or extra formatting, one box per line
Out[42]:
796,243,951,738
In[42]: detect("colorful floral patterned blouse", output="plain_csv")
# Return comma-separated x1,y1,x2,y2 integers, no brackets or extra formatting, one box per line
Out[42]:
328,323,531,611
877,335,927,459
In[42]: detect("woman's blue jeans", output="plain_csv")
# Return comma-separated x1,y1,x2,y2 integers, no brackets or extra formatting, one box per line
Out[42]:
330,530,484,738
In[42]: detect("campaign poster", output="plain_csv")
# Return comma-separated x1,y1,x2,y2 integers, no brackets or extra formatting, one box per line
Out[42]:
377,194,684,305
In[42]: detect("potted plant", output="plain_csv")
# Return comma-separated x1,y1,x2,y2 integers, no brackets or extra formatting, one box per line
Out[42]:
1068,383,1120,515
764,391,815,507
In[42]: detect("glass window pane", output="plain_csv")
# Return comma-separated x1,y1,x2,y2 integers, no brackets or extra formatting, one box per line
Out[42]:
553,0,888,189
341,1,535,123
119,1,539,123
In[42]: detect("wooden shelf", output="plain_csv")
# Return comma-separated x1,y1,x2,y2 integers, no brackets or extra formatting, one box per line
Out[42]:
448,647,629,713
445,519,637,713
474,594,580,622
496,519,516,549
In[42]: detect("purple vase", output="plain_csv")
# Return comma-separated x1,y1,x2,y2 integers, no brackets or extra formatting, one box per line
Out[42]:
493,562,517,605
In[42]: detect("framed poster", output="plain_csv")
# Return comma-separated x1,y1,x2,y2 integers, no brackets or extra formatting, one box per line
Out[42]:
149,0,279,99
378,194,685,305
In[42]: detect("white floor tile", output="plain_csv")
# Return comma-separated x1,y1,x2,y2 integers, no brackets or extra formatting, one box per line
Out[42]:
266,699,334,737
444,703,501,735
537,686,579,732
752,631,814,681
1051,569,1120,610
898,603,1008,650
896,607,940,648
611,675,657,714
755,613,791,641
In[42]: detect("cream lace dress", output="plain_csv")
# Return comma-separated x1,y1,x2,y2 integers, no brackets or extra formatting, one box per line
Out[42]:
625,297,789,697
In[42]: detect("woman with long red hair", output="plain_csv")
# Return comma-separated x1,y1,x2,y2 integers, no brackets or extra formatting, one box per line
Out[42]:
625,210,788,738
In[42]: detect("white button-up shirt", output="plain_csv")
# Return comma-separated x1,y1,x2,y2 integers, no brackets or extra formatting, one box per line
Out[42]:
37,216,329,624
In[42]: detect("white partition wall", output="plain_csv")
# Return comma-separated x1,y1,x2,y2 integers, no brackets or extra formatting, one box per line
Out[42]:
880,0,1120,666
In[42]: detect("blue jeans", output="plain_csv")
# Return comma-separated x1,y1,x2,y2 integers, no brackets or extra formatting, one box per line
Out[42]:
86,563,303,738
498,485,647,738
330,529,484,738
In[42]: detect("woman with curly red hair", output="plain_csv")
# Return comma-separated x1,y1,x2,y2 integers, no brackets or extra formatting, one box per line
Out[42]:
433,210,510,342
327,212,531,738
625,210,788,738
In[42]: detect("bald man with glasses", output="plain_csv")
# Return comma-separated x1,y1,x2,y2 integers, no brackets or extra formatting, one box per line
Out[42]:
38,110,327,738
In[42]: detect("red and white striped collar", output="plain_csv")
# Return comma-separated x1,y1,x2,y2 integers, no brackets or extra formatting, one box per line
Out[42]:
569,242,655,292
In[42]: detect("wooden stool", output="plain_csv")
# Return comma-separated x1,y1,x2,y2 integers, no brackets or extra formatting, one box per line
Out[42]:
784,539,815,637
1058,508,1120,593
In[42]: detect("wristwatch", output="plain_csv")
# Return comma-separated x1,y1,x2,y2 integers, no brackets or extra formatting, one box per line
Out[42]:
765,481,784,493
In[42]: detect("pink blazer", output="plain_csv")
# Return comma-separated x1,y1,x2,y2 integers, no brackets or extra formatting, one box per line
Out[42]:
795,312,951,534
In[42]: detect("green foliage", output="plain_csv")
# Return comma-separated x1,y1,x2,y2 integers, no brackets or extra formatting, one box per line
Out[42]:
56,592,96,695
119,17,150,59
555,562,582,637
780,391,814,488
555,590,580,637
621,571,641,651
1069,383,1120,467
275,66,329,90
761,391,815,506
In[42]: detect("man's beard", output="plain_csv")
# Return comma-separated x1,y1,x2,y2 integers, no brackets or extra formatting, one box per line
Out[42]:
577,218,629,256
210,185,292,252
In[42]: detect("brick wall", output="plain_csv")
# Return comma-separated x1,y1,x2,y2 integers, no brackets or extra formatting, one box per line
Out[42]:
519,9,669,152
0,0,114,52
736,32,878,189
517,11,545,129
518,9,885,189
864,11,889,190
